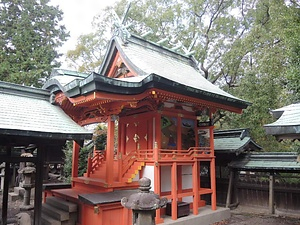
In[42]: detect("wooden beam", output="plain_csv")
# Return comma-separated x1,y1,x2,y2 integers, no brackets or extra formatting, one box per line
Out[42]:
106,115,115,185
2,149,10,225
192,161,199,215
269,172,275,214
210,158,217,210
226,169,234,208
171,162,178,220
71,141,80,179
34,145,45,225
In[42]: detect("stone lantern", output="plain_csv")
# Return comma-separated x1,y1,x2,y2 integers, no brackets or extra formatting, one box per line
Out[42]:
121,177,167,225
18,163,36,210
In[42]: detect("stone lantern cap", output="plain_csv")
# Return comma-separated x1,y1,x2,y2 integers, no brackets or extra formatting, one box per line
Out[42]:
121,177,167,210
18,167,36,174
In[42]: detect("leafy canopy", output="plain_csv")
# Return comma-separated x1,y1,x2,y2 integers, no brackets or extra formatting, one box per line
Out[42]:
0,0,69,86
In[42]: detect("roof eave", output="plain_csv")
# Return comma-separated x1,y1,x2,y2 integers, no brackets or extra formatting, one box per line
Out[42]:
0,129,92,141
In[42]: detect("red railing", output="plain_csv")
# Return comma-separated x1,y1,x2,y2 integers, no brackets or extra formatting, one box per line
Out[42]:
121,151,137,177
138,147,213,161
86,151,106,177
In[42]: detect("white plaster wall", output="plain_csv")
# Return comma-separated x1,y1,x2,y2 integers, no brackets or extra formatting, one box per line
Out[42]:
182,165,193,189
182,196,193,203
161,166,172,192
143,165,155,191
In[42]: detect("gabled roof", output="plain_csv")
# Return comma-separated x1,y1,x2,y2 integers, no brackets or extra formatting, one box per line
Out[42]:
44,35,250,114
214,129,262,155
0,81,92,140
264,103,300,140
98,35,250,112
229,152,300,172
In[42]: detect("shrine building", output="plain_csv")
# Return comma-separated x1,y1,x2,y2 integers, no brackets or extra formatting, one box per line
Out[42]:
41,30,250,225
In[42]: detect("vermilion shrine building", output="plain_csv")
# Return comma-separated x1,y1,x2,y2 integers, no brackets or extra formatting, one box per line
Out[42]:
42,33,250,225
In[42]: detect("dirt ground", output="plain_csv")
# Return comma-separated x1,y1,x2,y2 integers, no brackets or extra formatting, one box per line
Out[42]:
216,213,300,225
214,206,300,225
1,191,300,225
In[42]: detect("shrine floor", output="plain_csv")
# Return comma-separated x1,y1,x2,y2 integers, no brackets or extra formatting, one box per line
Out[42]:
162,206,230,225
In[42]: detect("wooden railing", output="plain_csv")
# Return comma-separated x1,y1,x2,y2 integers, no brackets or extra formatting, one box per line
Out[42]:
86,147,213,179
121,151,137,177
86,151,105,177
138,147,213,161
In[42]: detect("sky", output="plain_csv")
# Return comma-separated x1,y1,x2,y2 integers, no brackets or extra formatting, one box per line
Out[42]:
50,0,120,66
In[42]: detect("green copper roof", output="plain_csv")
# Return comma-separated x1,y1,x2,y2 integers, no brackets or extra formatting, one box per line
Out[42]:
0,81,92,140
264,103,300,140
229,152,300,172
214,129,262,154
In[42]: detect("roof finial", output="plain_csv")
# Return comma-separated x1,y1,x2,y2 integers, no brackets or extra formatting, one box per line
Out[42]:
112,0,132,43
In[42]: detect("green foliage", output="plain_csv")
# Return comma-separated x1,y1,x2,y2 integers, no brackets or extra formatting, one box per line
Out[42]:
93,124,107,150
62,141,91,181
0,0,69,86
62,141,73,181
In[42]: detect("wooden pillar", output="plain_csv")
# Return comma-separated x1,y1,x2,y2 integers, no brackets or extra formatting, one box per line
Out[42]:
226,169,234,208
269,172,275,214
106,115,115,185
154,159,163,223
71,141,80,179
171,162,178,220
177,116,182,150
177,165,182,202
233,170,239,205
2,146,10,225
192,161,199,215
154,113,164,224
210,157,217,210
34,145,45,225
118,121,125,182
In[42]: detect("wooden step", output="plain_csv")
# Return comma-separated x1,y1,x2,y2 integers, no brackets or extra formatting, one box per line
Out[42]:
41,212,61,225
46,196,77,213
42,204,69,221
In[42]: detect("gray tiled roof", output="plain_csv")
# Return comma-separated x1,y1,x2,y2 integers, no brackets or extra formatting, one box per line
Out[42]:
264,103,300,139
0,81,92,140
215,137,254,153
116,36,246,103
214,129,262,154
229,152,300,171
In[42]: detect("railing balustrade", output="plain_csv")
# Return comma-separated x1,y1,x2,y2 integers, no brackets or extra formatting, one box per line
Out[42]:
86,147,213,178
86,151,106,177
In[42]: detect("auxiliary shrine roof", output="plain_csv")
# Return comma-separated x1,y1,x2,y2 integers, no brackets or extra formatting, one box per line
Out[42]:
264,103,300,140
0,81,92,140
44,34,250,113
229,152,300,172
214,128,262,155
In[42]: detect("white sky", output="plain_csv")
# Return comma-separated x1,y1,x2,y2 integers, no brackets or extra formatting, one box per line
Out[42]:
50,0,119,66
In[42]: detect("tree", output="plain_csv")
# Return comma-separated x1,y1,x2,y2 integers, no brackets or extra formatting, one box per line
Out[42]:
219,0,300,150
66,0,300,151
0,0,69,86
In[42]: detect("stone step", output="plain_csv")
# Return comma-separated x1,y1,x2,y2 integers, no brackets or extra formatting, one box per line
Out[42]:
14,186,24,195
41,213,61,225
42,204,69,221
46,196,77,213
8,192,19,201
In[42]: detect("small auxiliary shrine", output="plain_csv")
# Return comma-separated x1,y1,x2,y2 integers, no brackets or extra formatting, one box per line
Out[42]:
43,25,249,225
